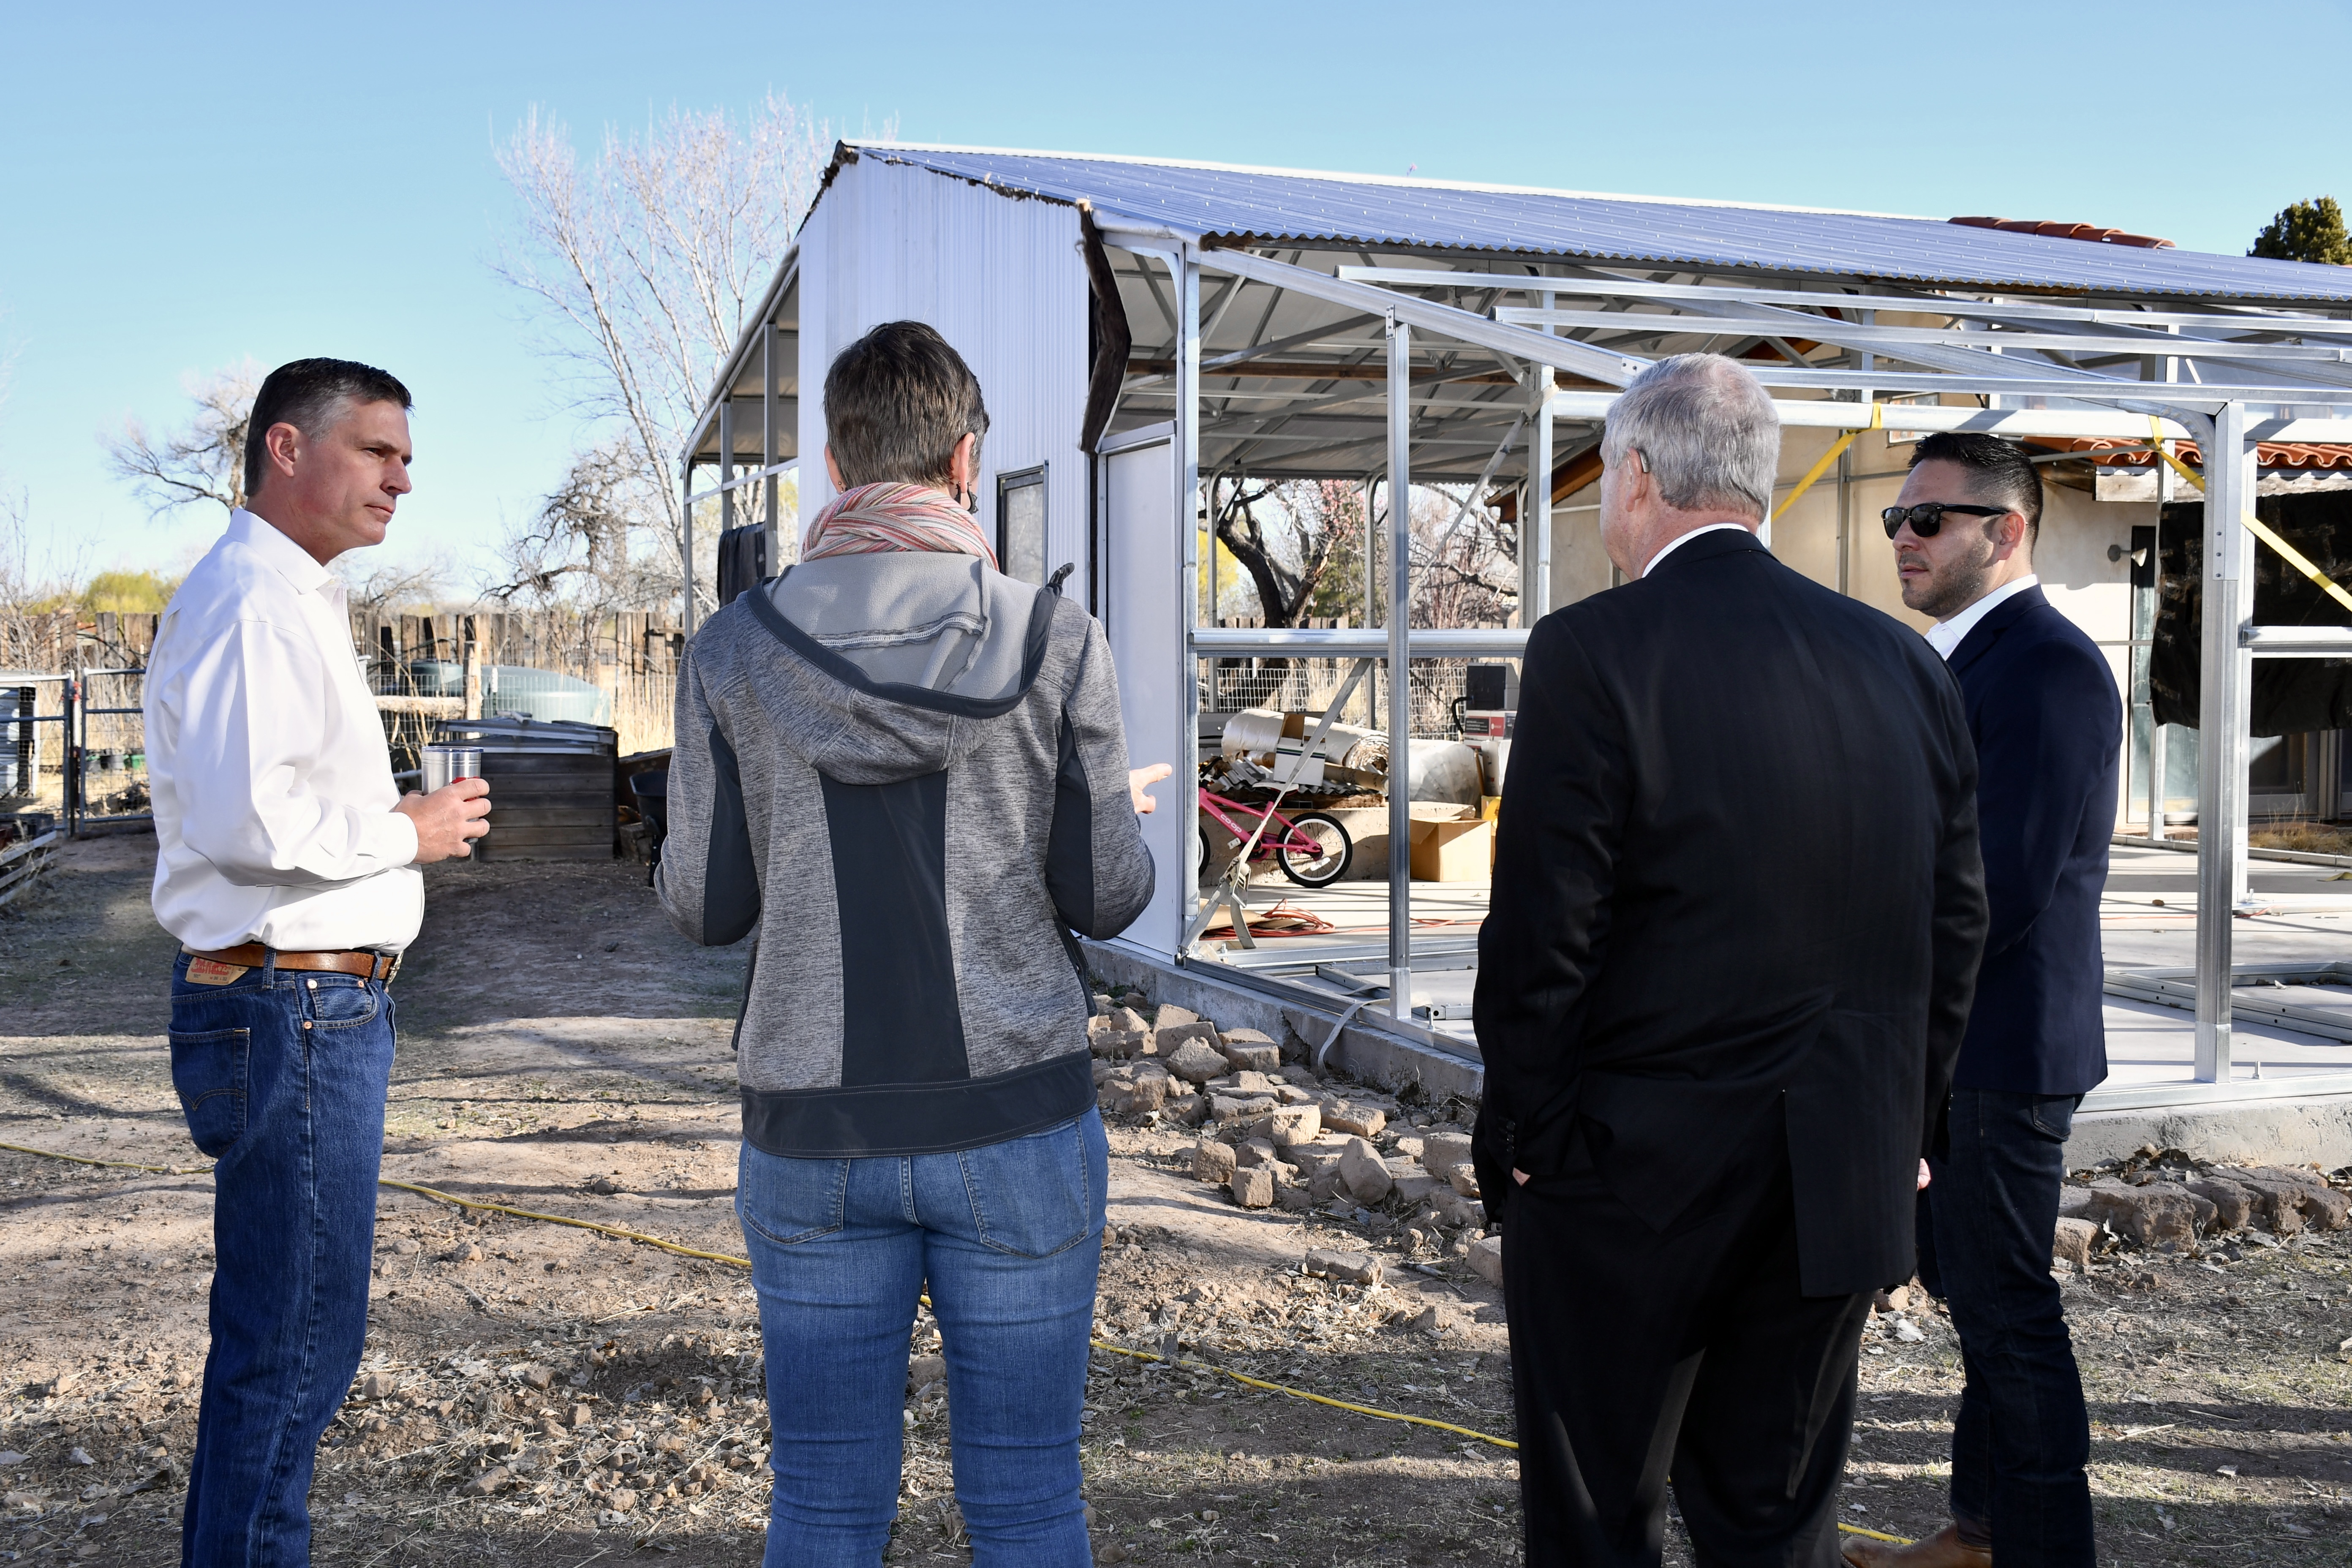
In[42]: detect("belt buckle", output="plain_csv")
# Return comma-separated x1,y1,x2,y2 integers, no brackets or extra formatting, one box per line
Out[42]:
378,953,402,985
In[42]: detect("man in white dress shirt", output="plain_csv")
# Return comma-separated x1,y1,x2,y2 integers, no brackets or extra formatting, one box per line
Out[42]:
144,358,489,1567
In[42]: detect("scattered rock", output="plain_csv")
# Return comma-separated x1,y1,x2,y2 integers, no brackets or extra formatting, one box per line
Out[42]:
1102,1006,1149,1035
1339,1140,1394,1205
1192,1141,1238,1184
65,1449,93,1468
1891,1317,1927,1344
1164,1092,1207,1127
565,1405,593,1428
2187,1178,2257,1232
1211,1093,1279,1125
2242,1168,2352,1231
519,1364,553,1391
1230,1167,1275,1209
0,1452,24,1467
585,1176,624,1196
906,1354,946,1396
1447,1165,1482,1200
459,1467,509,1497
1157,1004,1200,1029
604,1487,640,1515
1233,1138,1283,1170
443,1242,485,1264
1303,1248,1381,1285
1430,1188,1485,1229
389,1237,421,1255
44,1372,79,1397
1406,1303,1460,1335
2084,1183,2199,1250
1098,1065,1172,1115
355,1372,394,1401
1323,1102,1386,1139
1219,1030,1282,1074
1163,1040,1231,1086
1421,1132,1474,1179
1467,1235,1504,1288
2052,1217,2102,1271
1091,1029,1146,1060
1261,1104,1321,1148
2055,1185,2097,1222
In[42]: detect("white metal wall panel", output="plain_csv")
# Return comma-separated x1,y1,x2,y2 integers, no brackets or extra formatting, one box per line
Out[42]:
795,159,1091,582
1100,431,1183,959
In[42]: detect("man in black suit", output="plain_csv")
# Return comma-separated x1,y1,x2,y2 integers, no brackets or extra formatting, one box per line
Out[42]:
1842,434,2118,1568
1474,354,1988,1568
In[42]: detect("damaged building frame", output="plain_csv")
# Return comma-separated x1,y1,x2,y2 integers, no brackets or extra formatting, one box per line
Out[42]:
681,142,2352,1111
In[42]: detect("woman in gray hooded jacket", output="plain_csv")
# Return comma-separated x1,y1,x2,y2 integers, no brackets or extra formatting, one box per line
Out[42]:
657,320,1162,1566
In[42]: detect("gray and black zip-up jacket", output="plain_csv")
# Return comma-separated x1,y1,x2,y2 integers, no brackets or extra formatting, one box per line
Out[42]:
656,552,1155,1158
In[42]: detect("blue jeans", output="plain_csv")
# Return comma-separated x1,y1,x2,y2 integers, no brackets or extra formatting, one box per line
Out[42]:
167,951,396,1568
736,1111,1108,1568
1919,1089,2094,1567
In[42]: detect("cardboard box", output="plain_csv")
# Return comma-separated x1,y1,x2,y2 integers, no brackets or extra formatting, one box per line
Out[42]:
1407,802,1492,882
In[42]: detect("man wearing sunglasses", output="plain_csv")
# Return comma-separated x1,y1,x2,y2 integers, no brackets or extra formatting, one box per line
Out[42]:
1844,433,2120,1568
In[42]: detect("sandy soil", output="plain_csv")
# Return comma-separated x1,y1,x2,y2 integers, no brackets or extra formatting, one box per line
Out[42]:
3,837,2350,1566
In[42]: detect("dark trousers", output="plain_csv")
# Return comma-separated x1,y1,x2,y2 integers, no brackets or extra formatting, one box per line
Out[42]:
167,952,396,1567
1503,1123,1870,1568
1919,1089,2094,1567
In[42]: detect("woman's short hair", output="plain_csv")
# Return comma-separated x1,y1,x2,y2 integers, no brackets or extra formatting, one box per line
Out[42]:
1598,353,1780,520
823,321,991,489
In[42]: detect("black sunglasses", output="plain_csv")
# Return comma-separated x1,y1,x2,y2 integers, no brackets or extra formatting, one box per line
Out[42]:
1881,502,2009,540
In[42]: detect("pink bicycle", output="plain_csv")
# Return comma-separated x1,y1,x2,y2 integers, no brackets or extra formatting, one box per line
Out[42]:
1198,787,1354,888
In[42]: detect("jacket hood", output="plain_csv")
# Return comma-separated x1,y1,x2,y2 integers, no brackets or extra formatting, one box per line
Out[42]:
738,554,1058,785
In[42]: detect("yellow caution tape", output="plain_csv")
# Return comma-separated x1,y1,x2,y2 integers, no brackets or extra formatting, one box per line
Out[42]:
375,1179,760,1268
1772,404,1883,524
0,1140,211,1176
3,1137,1909,1544
2148,416,2352,618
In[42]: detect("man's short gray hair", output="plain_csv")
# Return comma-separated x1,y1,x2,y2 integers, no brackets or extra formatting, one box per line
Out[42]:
1599,354,1781,520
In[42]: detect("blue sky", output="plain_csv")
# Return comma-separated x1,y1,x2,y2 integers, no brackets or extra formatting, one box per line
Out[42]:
4,0,2348,590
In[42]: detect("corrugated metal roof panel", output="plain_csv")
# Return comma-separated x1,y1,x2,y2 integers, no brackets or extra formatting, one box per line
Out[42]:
845,144,2352,305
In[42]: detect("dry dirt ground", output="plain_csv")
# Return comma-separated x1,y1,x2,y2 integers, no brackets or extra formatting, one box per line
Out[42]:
3,837,2351,1567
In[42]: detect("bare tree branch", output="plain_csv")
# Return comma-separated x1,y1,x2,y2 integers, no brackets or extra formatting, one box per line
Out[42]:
492,96,843,615
101,360,259,521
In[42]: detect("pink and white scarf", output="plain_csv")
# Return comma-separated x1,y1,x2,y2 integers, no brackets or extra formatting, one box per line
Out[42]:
801,482,996,570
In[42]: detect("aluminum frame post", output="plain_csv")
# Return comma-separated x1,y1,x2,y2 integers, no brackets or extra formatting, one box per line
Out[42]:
1386,316,1414,1018
763,326,781,571
680,464,697,637
1527,362,1554,623
1177,246,1204,942
2194,401,2251,1080
719,400,736,547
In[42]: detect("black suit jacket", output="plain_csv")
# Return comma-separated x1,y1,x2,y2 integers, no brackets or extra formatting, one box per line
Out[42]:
1472,531,1988,1296
1945,585,2119,1096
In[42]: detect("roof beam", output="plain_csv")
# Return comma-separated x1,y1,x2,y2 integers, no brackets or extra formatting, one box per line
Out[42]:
1202,248,1649,388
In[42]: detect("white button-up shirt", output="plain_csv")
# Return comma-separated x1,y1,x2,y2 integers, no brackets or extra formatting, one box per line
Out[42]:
1924,573,2039,662
146,509,422,953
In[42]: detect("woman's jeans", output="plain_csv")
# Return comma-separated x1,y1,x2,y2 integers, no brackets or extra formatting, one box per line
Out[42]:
737,1109,1108,1568
166,950,397,1568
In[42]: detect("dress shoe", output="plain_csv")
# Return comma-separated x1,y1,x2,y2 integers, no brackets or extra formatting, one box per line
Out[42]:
1839,1522,1991,1568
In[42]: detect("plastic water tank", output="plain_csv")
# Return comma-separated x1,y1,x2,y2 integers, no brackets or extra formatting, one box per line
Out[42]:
481,666,612,727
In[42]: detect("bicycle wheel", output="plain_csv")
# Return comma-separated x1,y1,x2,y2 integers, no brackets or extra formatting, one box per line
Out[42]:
1275,811,1353,887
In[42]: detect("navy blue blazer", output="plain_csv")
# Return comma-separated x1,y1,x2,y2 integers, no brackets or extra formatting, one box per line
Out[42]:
1946,585,2121,1096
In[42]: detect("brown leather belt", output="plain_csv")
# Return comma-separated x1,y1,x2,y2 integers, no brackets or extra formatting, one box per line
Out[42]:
183,944,402,984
